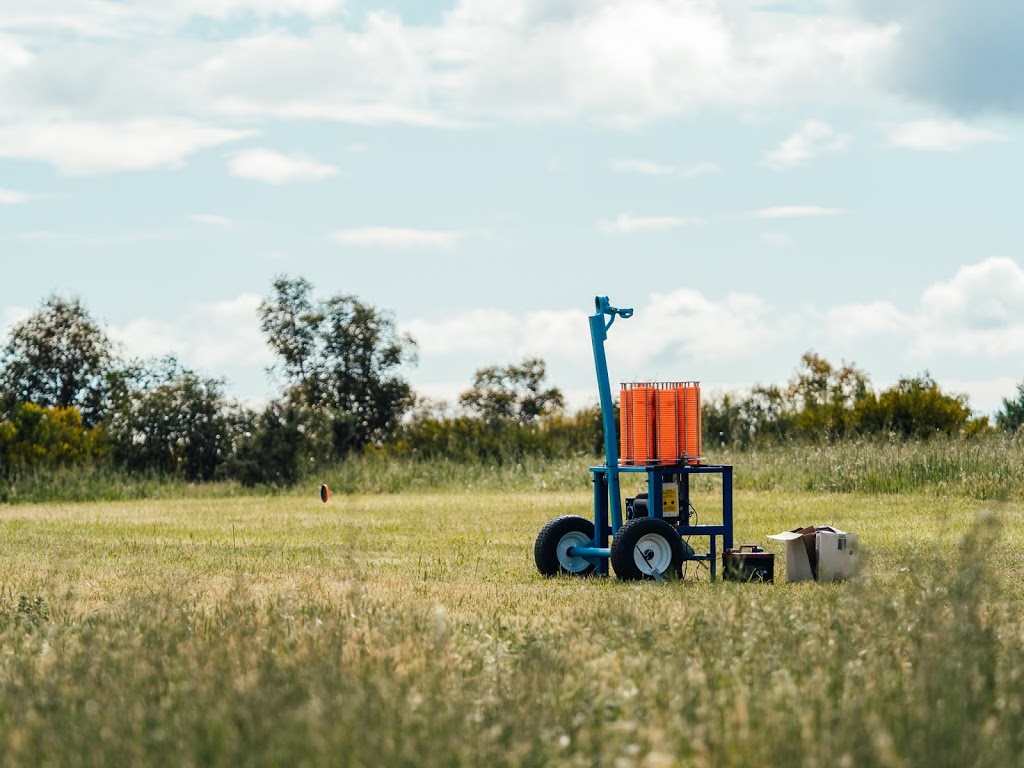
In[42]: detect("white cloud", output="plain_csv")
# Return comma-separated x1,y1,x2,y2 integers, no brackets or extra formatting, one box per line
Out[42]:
110,293,271,373
0,35,32,70
443,1,735,122
598,212,697,234
0,5,128,39
610,289,795,368
826,301,914,339
753,206,845,218
0,2,902,134
920,258,1024,328
443,2,896,123
887,119,1005,151
913,257,1024,356
194,18,463,128
739,15,898,103
403,309,521,355
191,213,234,226
190,294,271,369
229,148,337,184
0,0,343,40
609,158,675,176
214,100,465,128
411,380,470,409
332,227,470,248
404,307,591,365
822,257,1024,362
166,0,344,20
0,119,253,175
0,188,30,204
942,376,1020,417
680,161,719,179
760,231,794,248
519,309,592,364
764,119,850,168
113,317,185,361
610,158,719,178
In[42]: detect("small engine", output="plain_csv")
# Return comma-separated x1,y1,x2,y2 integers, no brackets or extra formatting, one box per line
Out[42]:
625,477,688,525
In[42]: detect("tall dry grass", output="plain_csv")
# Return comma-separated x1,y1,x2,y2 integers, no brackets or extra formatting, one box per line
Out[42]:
2,486,1023,766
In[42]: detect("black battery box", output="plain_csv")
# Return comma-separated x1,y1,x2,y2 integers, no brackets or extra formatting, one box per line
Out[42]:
723,546,775,583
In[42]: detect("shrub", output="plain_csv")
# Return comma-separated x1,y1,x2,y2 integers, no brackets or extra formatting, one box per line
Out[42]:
0,403,100,475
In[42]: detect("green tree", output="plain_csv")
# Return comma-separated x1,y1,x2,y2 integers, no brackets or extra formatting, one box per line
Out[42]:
788,351,870,439
858,373,978,439
258,276,418,454
996,382,1024,432
103,357,231,481
257,276,322,399
222,402,308,487
741,384,796,445
702,393,745,447
0,295,118,426
459,357,565,424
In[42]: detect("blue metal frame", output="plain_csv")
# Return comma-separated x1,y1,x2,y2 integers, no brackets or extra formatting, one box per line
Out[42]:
567,296,735,579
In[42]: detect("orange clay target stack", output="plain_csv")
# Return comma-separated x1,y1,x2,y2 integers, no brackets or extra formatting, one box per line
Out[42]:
533,296,735,581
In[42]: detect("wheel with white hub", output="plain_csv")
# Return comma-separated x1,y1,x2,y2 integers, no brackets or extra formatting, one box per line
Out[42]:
534,515,597,576
610,517,689,581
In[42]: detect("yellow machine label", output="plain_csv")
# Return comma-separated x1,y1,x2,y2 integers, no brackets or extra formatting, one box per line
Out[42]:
662,485,678,514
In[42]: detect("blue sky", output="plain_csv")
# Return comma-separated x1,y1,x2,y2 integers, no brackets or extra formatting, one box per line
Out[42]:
1,0,1023,417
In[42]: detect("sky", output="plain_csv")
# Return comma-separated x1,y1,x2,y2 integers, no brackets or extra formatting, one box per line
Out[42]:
1,0,1023,418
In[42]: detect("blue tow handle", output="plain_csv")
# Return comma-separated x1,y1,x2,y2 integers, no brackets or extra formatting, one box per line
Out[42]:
595,296,633,323
590,296,633,534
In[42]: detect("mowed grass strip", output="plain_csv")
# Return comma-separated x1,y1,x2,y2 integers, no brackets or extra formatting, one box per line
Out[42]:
2,488,1024,767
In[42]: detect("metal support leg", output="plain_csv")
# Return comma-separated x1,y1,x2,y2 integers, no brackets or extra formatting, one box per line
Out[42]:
592,469,610,576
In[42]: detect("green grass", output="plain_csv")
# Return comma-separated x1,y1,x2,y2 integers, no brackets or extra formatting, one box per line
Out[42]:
2,480,1024,766
0,455,594,505
718,435,1024,500
5,433,1024,505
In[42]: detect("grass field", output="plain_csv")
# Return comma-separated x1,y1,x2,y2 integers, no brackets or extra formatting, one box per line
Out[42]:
2,464,1024,766
6,434,1024,505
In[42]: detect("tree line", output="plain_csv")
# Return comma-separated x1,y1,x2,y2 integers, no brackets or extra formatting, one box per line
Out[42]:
703,352,1015,447
3,277,1024,489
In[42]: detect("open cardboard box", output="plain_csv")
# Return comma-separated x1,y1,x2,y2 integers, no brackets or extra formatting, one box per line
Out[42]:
767,526,858,582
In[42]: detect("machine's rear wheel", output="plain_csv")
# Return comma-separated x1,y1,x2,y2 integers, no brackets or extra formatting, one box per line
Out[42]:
534,515,597,576
610,517,688,581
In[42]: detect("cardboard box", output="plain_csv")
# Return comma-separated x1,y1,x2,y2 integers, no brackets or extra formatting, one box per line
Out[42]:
767,526,858,583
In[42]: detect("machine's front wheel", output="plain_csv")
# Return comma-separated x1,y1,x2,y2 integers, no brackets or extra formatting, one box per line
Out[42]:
534,515,597,576
610,517,687,581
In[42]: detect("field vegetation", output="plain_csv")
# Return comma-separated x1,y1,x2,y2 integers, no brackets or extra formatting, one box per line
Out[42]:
2,456,1024,766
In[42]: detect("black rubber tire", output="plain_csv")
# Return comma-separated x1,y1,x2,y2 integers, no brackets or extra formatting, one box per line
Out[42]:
610,517,690,581
534,515,597,577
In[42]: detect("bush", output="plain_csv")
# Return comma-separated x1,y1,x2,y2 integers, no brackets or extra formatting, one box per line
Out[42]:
387,406,604,464
0,403,101,475
220,403,310,487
